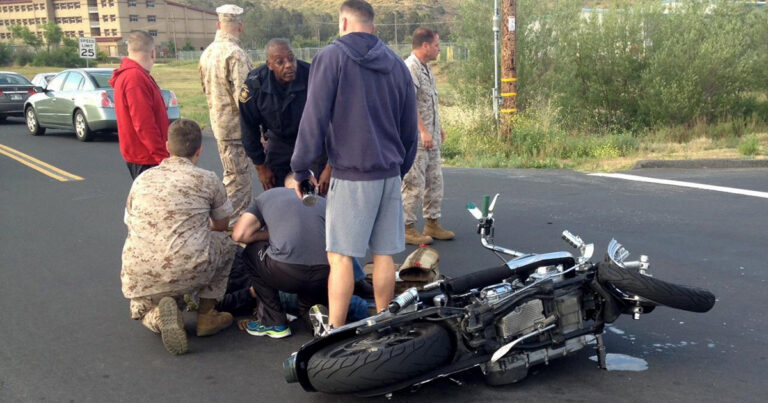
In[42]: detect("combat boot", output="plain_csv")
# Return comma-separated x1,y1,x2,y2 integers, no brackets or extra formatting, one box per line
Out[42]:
405,224,433,245
158,296,188,355
424,218,455,240
196,298,233,337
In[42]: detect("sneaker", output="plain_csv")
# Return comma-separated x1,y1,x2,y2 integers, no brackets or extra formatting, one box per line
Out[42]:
308,304,330,337
243,320,292,339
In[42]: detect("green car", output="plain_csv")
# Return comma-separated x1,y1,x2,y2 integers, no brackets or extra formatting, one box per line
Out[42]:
24,68,181,142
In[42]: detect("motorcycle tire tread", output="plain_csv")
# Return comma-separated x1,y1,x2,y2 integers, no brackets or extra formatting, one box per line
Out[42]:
306,322,453,394
597,262,715,313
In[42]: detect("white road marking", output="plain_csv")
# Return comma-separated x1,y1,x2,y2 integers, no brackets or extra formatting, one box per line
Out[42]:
589,173,768,199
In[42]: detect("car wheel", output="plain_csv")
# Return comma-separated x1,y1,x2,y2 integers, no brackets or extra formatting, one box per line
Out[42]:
74,110,94,142
26,106,45,136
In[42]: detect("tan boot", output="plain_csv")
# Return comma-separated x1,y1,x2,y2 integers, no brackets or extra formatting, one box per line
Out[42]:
196,298,233,337
424,219,455,240
405,224,433,245
157,296,188,355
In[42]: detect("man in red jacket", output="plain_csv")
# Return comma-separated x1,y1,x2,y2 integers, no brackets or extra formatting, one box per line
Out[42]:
110,30,170,179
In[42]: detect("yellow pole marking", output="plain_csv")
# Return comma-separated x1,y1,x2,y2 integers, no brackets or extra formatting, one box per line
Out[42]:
501,77,518,82
500,108,518,113
0,144,84,181
501,92,517,97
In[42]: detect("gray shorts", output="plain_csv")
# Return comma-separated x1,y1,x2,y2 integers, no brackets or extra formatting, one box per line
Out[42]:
326,176,405,257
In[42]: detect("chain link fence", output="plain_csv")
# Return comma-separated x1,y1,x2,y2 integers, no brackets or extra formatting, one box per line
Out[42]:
177,42,467,63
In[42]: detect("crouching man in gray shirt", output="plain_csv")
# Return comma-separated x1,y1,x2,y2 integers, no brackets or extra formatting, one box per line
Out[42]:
229,174,330,338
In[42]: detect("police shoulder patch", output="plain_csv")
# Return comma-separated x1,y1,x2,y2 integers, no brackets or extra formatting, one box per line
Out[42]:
239,84,251,103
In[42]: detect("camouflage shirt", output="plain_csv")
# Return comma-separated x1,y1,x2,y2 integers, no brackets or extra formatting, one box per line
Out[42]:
405,53,442,148
199,30,252,141
121,157,234,298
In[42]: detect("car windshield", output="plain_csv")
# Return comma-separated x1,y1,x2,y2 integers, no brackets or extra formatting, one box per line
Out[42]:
90,73,112,88
0,73,32,85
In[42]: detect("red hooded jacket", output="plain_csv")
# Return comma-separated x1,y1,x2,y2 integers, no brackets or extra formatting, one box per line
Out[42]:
109,58,170,165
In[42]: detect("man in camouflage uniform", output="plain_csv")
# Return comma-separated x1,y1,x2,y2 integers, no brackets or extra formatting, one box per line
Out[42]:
402,28,455,245
121,119,237,355
199,4,253,228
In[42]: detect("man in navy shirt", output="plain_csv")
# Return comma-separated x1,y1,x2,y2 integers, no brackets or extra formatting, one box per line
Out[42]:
291,0,418,330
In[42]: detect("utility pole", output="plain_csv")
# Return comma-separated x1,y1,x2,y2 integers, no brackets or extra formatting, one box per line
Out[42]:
394,11,398,46
500,0,517,125
492,0,501,121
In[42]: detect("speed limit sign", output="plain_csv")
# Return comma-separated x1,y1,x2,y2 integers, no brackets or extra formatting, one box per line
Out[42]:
78,37,97,59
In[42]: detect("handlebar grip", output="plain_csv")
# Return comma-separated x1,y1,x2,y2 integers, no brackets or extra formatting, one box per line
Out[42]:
481,195,490,217
443,265,511,295
561,231,581,248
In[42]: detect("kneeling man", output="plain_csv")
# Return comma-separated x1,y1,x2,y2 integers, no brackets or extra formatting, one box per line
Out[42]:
121,119,237,355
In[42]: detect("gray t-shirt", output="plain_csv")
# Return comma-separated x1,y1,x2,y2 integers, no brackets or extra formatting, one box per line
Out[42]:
246,188,327,266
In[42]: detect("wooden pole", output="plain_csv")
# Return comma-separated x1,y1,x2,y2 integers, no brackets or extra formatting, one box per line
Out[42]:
500,0,517,135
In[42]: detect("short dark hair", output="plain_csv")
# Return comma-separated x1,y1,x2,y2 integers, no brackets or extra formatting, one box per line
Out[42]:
265,38,291,57
340,0,375,24
167,119,202,158
412,27,437,49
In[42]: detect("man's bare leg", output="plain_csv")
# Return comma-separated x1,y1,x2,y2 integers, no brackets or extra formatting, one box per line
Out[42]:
372,254,395,312
327,252,354,329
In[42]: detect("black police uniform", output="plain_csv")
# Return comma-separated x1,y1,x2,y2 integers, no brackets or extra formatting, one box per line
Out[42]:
239,60,322,187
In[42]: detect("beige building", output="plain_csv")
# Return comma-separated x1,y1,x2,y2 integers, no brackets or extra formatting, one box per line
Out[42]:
0,0,218,56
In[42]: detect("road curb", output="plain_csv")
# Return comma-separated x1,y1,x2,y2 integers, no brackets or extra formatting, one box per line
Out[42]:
632,158,768,169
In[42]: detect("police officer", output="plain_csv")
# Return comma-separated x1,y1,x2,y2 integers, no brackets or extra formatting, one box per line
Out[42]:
239,39,331,194
199,4,253,227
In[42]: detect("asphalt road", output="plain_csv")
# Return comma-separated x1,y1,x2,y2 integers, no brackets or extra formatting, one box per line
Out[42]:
1,118,767,402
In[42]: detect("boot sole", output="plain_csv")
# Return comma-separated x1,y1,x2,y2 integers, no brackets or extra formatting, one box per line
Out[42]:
158,297,188,355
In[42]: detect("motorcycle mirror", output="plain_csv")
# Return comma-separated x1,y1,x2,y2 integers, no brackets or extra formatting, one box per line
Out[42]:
466,203,483,220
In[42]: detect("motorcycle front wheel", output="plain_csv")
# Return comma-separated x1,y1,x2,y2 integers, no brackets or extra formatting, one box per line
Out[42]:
307,322,453,394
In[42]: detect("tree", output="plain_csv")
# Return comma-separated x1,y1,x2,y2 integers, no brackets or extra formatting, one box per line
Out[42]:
182,39,195,51
42,22,63,52
9,25,42,50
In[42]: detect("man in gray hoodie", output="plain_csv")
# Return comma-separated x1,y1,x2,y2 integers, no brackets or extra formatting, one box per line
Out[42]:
291,0,418,330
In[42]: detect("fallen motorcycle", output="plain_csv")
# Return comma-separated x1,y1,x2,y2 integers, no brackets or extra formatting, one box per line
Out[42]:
284,194,716,396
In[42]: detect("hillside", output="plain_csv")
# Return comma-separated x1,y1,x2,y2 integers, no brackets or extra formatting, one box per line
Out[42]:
176,0,459,15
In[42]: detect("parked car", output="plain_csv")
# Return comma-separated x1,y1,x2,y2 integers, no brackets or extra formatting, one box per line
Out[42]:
30,72,59,88
0,71,41,121
24,68,181,142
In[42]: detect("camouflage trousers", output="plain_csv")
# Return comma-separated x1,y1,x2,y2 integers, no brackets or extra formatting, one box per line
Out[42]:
215,139,253,228
129,232,236,329
402,147,444,226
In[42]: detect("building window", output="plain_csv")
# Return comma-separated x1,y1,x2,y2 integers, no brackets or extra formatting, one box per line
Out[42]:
147,15,156,22
0,20,3,26
79,31,84,37
104,31,110,37
109,1,114,7
40,4,44,10
53,4,58,10
146,1,155,8
101,1,106,6
77,17,83,23
129,15,138,22
149,30,157,37
42,18,47,23
102,16,108,22
112,29,117,36
128,0,136,7
110,15,116,22
1,7,6,12
75,2,80,8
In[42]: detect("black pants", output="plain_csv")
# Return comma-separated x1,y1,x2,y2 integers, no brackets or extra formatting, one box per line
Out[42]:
221,242,329,326
126,162,156,180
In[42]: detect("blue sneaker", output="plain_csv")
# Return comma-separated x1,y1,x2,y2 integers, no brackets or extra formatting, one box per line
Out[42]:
244,320,292,339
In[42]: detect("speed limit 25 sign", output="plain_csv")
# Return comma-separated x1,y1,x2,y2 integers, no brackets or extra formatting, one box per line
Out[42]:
78,37,97,59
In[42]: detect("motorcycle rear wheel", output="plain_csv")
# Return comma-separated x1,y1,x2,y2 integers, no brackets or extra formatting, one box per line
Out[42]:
307,322,453,394
598,262,715,313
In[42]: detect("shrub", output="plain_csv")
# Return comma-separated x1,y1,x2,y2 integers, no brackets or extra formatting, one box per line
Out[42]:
0,43,12,66
15,50,34,66
738,135,760,156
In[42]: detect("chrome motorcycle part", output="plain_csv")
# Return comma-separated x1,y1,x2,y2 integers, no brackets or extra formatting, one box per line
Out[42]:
491,322,557,363
555,294,584,334
388,288,419,314
497,299,545,339
483,336,589,385
480,283,514,304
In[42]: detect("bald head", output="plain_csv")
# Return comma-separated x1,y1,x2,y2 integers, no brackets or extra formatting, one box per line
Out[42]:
265,38,291,58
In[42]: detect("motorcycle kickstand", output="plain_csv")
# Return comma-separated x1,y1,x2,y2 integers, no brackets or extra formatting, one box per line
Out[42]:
595,333,608,370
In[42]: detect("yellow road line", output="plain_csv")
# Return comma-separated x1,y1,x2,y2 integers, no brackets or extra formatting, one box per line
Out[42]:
0,144,84,182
